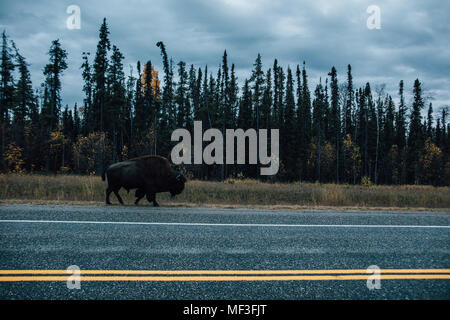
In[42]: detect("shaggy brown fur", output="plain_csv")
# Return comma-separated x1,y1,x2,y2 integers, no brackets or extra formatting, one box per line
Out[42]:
102,155,186,206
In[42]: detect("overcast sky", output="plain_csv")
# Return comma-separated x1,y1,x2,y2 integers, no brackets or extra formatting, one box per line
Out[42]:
1,0,449,118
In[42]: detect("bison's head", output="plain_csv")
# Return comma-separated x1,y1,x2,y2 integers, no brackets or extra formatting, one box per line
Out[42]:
169,171,187,197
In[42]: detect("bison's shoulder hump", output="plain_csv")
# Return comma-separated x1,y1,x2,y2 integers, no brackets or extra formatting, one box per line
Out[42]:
131,155,170,167
108,161,135,170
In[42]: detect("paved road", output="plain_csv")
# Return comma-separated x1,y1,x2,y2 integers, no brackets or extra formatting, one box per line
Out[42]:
0,204,449,299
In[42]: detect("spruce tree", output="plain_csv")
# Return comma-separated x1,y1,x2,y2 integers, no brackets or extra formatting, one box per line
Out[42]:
373,86,385,184
356,86,369,178
143,60,155,130
383,95,395,183
312,81,325,182
250,54,264,132
156,42,175,157
26,90,41,171
345,65,354,136
299,62,311,180
42,39,67,137
190,65,201,121
107,45,126,162
133,61,145,138
441,107,448,155
282,67,296,180
208,73,218,129
175,61,188,129
261,68,272,130
73,103,80,141
156,41,174,129
238,80,252,130
272,59,280,129
295,65,303,179
407,79,425,183
62,105,74,140
12,42,34,148
0,31,15,171
277,66,285,131
80,52,93,134
426,103,433,139
396,80,407,183
237,79,253,177
124,66,136,149
328,66,340,182
396,80,407,151
229,64,239,127
92,18,111,133
200,65,210,127
365,83,376,180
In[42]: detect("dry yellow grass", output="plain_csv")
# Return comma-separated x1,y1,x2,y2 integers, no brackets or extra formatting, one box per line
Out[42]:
0,174,449,210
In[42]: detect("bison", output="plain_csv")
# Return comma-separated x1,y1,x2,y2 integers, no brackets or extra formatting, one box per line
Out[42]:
101,155,186,206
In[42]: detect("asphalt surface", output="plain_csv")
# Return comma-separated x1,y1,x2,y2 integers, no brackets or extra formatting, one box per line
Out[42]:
0,204,449,299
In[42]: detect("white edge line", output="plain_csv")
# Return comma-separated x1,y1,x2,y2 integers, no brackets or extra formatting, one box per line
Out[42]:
0,220,449,228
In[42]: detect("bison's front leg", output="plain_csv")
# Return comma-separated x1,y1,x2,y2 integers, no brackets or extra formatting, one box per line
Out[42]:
113,189,124,205
146,193,159,207
135,196,143,205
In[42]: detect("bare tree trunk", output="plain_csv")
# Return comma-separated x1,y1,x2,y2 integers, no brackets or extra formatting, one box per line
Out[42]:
112,128,117,164
154,116,157,156
317,126,321,182
1,122,4,171
336,131,339,184
62,141,65,168
364,111,368,177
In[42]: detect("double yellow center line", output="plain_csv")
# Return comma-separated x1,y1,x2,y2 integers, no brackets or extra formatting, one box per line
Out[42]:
0,269,449,282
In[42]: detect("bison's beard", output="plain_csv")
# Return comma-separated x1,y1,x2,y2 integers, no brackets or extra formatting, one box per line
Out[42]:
170,182,185,198
170,189,181,198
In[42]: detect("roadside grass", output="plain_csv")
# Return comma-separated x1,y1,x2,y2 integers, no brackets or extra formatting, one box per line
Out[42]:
0,174,449,210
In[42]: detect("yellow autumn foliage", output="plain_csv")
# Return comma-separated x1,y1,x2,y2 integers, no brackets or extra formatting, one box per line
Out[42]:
4,143,25,174
141,63,160,97
421,138,442,185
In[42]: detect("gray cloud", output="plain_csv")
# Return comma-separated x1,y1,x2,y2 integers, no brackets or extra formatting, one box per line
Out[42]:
0,0,449,118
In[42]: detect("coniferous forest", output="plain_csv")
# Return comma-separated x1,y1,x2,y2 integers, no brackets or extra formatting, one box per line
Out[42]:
1,19,449,186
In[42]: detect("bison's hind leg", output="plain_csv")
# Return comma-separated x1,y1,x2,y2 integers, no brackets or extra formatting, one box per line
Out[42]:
135,189,145,205
106,186,113,205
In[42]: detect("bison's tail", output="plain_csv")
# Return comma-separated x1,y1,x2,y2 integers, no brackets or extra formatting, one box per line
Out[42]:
101,169,106,181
